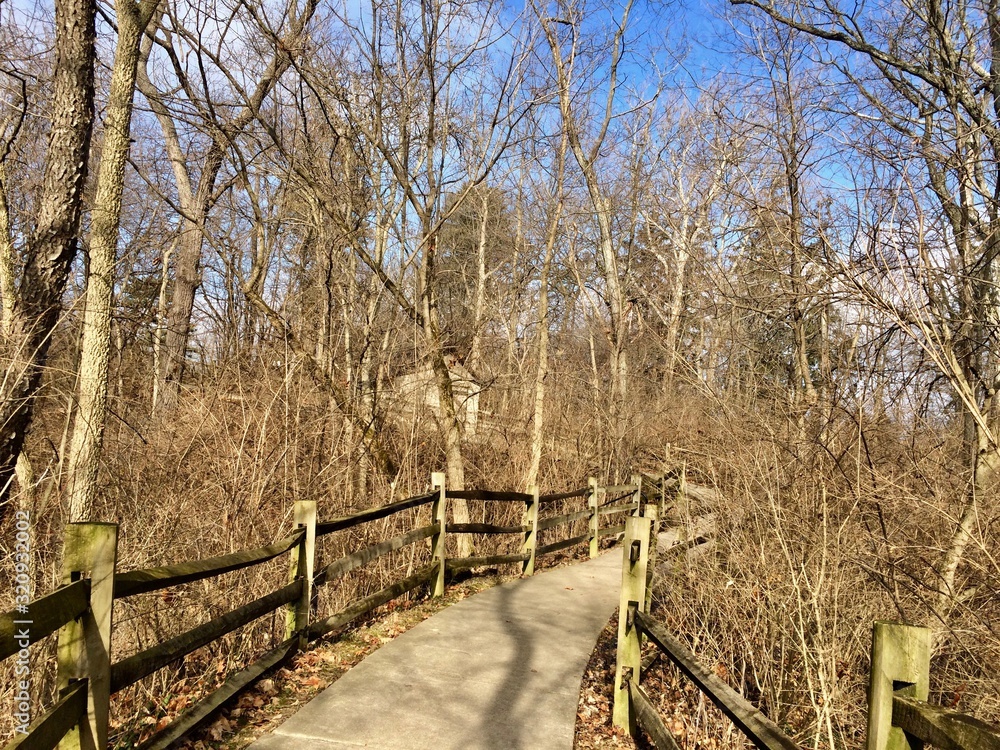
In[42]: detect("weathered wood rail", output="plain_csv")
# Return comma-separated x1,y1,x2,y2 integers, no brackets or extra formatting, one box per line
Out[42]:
611,505,1000,750
1,471,663,750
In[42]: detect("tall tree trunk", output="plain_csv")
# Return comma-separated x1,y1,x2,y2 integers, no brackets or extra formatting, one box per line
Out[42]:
934,437,1000,621
0,159,36,508
0,164,14,330
138,0,318,414
420,228,472,556
663,240,689,388
0,0,97,513
540,5,635,463
527,133,567,492
151,239,174,409
66,0,157,521
468,190,489,373
153,146,224,413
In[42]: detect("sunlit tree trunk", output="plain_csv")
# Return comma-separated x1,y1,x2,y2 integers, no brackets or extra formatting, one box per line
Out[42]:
0,153,36,508
66,0,158,520
526,131,567,492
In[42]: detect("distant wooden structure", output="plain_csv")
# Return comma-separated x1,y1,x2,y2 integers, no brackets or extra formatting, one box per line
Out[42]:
390,356,481,437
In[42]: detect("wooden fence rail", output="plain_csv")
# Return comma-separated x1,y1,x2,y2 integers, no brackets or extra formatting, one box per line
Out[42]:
628,678,680,750
632,609,798,750
112,531,305,598
313,524,439,585
0,579,90,659
109,581,304,693
2,472,659,750
445,489,532,502
6,679,87,750
314,491,437,536
538,487,590,503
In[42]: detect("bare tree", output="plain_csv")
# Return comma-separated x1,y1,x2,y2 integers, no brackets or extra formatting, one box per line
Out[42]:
536,0,663,472
732,0,1000,619
137,0,317,414
640,97,733,390
297,0,532,548
0,0,98,515
525,128,569,491
538,1,636,405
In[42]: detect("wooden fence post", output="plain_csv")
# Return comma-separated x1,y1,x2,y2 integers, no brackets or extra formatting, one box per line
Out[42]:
57,522,118,750
659,474,667,518
643,504,658,613
522,484,539,576
613,514,651,734
679,463,688,518
431,472,447,597
285,499,317,647
631,473,643,514
866,621,931,750
588,477,602,559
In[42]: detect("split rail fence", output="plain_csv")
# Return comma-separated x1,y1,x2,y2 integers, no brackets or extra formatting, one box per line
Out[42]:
0,471,665,750
611,512,1000,750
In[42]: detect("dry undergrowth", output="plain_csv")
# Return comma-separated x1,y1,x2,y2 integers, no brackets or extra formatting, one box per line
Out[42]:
574,613,644,750
572,610,746,750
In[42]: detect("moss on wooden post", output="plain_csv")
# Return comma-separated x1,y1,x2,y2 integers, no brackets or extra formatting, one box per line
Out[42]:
867,621,931,750
588,477,603,559
613,514,651,734
285,500,316,647
57,522,118,750
522,484,539,576
431,472,447,597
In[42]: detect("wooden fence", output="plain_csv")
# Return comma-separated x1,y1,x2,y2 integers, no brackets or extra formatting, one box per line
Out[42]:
612,513,1000,750
0,471,662,750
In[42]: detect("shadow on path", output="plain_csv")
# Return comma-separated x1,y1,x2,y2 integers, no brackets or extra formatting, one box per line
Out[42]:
249,553,623,750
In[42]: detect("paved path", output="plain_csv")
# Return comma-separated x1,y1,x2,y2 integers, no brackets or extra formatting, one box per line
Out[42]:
250,552,622,749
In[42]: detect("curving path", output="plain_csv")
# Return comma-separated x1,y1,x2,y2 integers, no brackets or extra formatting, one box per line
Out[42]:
249,551,623,749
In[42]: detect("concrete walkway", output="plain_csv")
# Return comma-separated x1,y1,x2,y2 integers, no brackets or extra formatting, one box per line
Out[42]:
250,552,622,749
